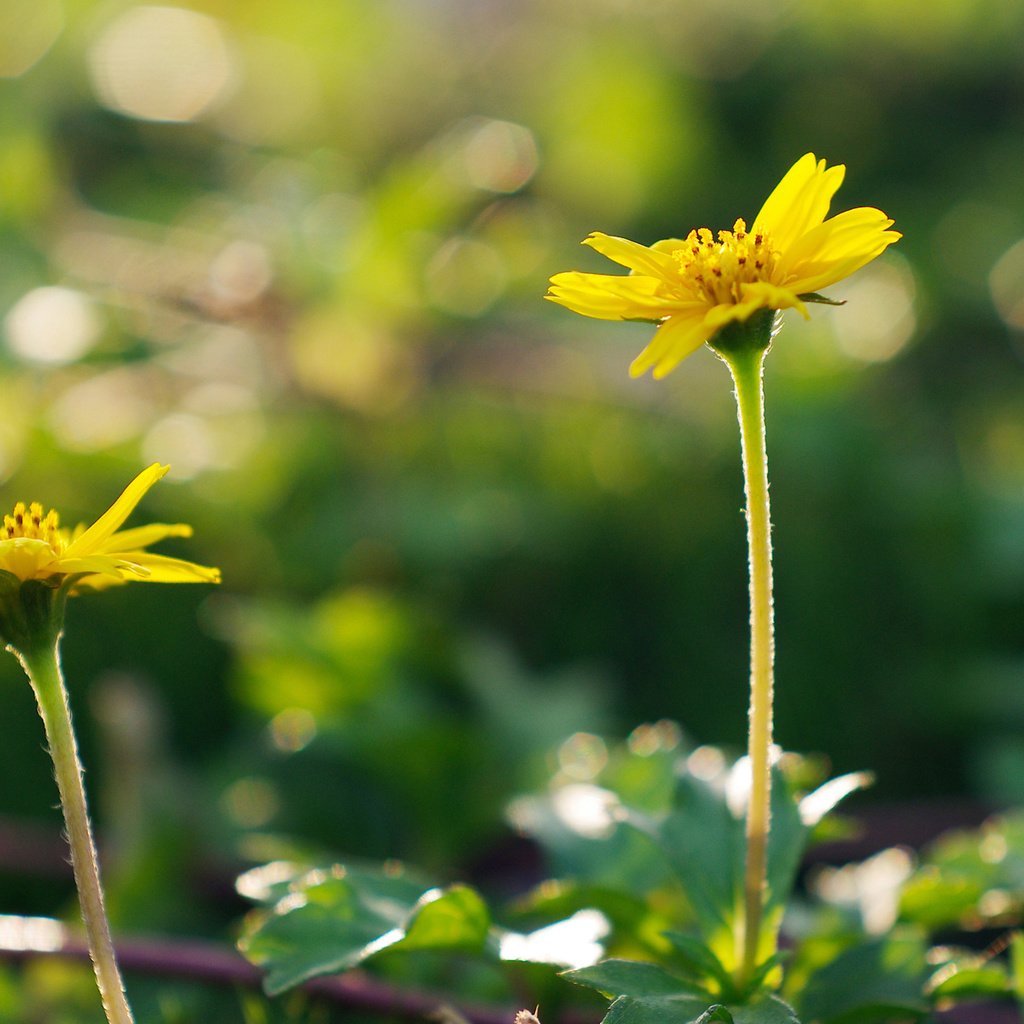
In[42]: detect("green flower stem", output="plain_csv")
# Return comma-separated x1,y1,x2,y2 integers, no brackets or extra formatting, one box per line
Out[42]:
719,333,776,984
17,637,135,1024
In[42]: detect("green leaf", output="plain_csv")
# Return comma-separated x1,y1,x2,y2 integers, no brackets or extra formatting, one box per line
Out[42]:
899,872,982,930
1012,932,1024,1000
636,774,743,942
798,292,846,306
513,880,665,955
764,770,810,931
729,997,802,1024
600,994,799,1024
390,884,490,953
798,772,874,827
663,932,734,993
796,935,930,1024
696,1008,734,1024
929,964,1009,998
514,784,676,896
635,768,810,969
744,952,790,994
238,863,490,995
603,995,720,1024
565,958,705,997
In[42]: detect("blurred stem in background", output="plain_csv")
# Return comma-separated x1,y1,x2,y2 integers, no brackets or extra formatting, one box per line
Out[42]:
710,310,777,985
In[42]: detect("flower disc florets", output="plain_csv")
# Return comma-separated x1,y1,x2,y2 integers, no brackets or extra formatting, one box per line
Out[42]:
675,220,778,307
3,503,63,548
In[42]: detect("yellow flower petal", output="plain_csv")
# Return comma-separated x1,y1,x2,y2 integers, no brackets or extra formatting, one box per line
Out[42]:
113,551,222,583
0,539,59,581
753,154,845,252
630,313,708,379
546,271,670,321
99,523,193,553
706,282,808,326
649,238,690,255
778,208,901,294
64,464,170,558
582,233,678,278
58,556,148,578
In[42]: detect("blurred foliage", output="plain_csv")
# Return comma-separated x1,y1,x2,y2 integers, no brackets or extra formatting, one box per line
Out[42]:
1,0,1024,1017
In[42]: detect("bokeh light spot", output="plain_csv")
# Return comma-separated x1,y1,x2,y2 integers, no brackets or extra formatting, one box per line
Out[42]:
628,720,683,756
4,286,103,364
462,118,538,194
49,369,154,452
208,240,273,306
269,707,318,754
290,313,420,413
142,413,216,479
557,732,608,781
832,257,917,363
88,5,235,123
222,777,280,829
990,238,1024,330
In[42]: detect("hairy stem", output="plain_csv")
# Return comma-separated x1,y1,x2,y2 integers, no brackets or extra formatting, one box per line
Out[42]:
17,639,135,1024
725,344,775,982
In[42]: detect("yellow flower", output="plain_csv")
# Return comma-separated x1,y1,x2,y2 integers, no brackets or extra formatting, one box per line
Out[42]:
546,153,901,379
0,464,220,589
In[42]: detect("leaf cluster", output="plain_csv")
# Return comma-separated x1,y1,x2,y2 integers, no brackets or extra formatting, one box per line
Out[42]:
233,731,1024,1022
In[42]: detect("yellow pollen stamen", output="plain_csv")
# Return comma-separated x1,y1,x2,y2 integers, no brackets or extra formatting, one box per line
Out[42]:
3,503,64,551
671,218,778,307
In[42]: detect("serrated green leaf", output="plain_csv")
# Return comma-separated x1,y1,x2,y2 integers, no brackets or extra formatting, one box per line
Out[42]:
565,958,705,997
238,864,490,995
603,995,717,1024
599,994,799,1024
796,935,929,1024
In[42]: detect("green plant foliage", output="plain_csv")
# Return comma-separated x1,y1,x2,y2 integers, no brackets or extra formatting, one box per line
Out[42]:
928,961,1009,999
793,934,930,1023
584,992,799,1024
899,811,1024,931
1012,933,1024,1003
662,933,736,996
567,959,706,997
515,737,870,980
237,862,491,995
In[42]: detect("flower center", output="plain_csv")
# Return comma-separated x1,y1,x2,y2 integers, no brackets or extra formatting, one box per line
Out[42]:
672,219,778,306
3,502,63,552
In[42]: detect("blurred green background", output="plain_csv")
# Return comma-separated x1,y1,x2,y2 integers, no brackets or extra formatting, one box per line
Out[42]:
0,0,1023,983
